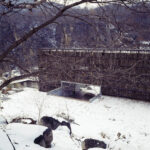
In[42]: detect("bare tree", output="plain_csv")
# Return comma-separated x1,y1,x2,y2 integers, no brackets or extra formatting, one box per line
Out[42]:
0,0,150,90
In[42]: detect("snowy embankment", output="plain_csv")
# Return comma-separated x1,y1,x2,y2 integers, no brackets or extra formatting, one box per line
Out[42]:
0,88,150,150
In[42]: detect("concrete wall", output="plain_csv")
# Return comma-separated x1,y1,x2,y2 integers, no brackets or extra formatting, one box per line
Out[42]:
38,49,150,101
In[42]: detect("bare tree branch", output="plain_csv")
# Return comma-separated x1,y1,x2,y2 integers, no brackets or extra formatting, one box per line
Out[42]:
3,58,31,73
0,0,97,62
0,71,39,90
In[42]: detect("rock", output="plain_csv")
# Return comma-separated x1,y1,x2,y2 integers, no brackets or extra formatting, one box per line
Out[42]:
83,93,95,100
61,121,72,135
39,116,60,130
82,138,107,150
10,117,36,124
39,116,72,135
34,128,53,148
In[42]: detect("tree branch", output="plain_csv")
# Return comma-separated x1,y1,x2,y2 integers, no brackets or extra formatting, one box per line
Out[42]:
0,0,94,62
3,58,30,73
0,71,39,90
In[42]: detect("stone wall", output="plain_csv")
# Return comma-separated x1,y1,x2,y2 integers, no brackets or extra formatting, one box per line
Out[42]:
38,49,150,101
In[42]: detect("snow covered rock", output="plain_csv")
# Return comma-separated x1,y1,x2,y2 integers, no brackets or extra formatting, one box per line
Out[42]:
34,128,53,148
81,138,107,150
39,116,72,135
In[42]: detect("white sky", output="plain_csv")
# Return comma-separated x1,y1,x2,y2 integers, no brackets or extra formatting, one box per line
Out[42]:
50,0,99,8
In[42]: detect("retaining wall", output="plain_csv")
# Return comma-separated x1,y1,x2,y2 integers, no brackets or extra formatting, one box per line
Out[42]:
38,49,150,101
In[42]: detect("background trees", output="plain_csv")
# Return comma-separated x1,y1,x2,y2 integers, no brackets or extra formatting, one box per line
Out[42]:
0,0,150,90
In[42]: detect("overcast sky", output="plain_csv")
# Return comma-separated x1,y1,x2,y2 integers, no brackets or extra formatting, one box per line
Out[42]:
51,0,98,8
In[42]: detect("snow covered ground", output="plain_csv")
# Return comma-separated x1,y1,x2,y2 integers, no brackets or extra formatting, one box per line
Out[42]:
0,88,150,150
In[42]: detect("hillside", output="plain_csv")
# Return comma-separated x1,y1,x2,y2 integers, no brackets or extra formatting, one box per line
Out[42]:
0,88,150,150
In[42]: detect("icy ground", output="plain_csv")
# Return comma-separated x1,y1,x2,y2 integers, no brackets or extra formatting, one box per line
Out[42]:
0,88,150,150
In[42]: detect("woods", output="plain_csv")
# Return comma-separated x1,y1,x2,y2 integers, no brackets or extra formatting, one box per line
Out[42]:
0,0,150,89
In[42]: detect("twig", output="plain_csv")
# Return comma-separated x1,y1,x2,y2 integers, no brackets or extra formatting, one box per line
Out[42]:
5,132,16,150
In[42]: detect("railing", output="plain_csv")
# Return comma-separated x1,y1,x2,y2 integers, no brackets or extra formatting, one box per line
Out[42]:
40,47,150,54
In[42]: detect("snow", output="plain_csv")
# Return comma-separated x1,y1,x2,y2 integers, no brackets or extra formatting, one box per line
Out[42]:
0,116,7,125
0,116,13,150
0,88,150,150
141,41,150,45
11,77,38,84
6,123,47,150
0,130,14,150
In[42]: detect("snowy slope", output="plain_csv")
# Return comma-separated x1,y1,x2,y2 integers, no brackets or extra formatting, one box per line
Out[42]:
0,88,150,150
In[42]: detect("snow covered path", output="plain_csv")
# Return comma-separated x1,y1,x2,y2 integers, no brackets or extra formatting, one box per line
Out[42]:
1,88,150,150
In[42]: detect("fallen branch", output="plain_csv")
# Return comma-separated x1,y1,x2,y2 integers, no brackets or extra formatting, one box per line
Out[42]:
5,133,16,150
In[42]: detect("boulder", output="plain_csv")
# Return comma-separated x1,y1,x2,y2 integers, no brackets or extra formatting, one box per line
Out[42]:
39,116,72,135
34,128,53,148
82,138,107,150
